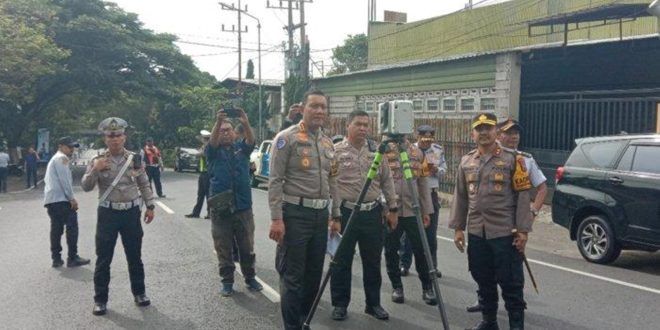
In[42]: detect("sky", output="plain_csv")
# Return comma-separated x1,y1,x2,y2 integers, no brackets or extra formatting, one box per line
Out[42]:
110,0,509,81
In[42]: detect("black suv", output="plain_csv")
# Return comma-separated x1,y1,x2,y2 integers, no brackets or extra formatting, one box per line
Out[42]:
552,134,660,264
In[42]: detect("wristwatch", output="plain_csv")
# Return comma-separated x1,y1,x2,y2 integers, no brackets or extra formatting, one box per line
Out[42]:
146,205,155,211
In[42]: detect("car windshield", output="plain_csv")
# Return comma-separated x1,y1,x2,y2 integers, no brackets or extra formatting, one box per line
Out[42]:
179,148,200,155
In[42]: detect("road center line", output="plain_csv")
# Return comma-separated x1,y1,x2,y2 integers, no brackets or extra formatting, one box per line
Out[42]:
155,201,175,214
437,235,660,295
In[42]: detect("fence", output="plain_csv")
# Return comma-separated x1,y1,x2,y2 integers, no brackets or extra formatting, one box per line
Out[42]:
327,115,474,194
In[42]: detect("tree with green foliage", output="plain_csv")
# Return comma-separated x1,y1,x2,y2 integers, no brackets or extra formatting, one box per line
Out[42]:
0,0,216,155
328,34,368,76
246,59,255,80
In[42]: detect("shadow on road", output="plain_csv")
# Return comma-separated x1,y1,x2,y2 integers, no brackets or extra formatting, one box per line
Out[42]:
56,266,94,283
105,305,196,329
611,251,660,276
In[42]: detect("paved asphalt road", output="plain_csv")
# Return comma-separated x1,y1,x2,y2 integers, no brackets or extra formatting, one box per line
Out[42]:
1,170,658,329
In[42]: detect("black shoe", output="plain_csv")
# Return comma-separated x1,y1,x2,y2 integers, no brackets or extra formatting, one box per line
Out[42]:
185,214,199,218
331,306,347,321
508,311,524,330
422,288,437,305
365,305,389,320
52,258,64,268
67,256,90,267
158,195,166,198
400,267,409,276
466,301,484,313
204,215,210,219
391,287,404,304
92,302,107,316
246,278,263,292
134,294,151,307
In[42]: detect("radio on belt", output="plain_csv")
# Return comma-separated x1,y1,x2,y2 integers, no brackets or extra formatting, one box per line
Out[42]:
378,100,415,136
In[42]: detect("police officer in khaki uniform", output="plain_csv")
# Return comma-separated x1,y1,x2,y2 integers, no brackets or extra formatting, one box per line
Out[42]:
268,90,337,330
81,117,156,316
328,110,398,321
383,136,436,305
449,113,532,330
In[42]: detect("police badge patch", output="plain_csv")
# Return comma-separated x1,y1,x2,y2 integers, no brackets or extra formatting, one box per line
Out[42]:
276,138,287,149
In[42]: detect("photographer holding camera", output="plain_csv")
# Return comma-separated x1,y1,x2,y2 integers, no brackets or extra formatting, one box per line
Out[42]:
207,107,263,297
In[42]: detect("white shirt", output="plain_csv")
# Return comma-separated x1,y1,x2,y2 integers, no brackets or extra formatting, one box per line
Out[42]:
43,151,75,205
524,156,546,187
0,152,9,168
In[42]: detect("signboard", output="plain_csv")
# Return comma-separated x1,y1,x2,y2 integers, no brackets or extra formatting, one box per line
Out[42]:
37,128,50,161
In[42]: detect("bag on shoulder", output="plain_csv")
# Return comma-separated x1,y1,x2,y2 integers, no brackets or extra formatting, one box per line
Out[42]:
208,190,235,214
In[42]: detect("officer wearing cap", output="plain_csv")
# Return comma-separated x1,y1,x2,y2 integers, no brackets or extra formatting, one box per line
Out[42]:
383,133,436,306
186,130,212,219
268,90,337,330
466,118,549,315
399,124,447,276
497,119,547,217
449,112,532,330
82,117,156,316
43,137,90,268
328,110,398,321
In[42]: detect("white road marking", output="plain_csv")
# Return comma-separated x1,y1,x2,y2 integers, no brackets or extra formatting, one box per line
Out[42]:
436,235,660,295
211,250,281,303
155,201,175,214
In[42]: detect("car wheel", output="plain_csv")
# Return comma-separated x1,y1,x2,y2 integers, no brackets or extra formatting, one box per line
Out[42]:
576,215,621,264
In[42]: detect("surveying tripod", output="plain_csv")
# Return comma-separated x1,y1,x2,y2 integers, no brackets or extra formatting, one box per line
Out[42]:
302,136,450,330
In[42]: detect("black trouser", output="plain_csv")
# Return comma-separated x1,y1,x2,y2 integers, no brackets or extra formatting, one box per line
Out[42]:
468,234,526,315
191,172,210,216
384,216,432,290
276,203,328,330
330,205,384,308
26,165,38,187
46,202,79,260
146,166,163,196
400,190,440,270
0,167,8,192
211,208,256,284
94,206,145,304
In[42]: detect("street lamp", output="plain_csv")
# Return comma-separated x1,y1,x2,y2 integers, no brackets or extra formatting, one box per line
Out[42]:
219,2,263,142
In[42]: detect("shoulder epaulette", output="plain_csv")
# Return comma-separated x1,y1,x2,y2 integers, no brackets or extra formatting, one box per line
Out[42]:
467,149,478,155
432,144,443,150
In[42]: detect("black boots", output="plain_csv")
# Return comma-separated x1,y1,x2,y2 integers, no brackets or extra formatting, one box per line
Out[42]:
509,311,524,330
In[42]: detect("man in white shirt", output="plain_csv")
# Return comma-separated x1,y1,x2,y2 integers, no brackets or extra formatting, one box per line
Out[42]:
0,148,9,193
44,137,90,268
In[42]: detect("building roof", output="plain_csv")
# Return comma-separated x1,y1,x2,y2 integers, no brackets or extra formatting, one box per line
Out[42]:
367,0,657,67
220,78,283,89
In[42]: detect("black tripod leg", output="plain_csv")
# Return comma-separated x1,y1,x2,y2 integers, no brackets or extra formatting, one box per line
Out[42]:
399,145,451,330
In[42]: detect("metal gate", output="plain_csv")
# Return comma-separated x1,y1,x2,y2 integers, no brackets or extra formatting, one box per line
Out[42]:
519,95,660,185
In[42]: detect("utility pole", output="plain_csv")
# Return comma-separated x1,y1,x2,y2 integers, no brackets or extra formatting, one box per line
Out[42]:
266,0,312,79
220,1,248,85
220,2,263,141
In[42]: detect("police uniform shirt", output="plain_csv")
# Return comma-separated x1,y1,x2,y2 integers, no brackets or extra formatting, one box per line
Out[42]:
81,149,155,207
385,142,433,218
331,139,397,217
449,146,532,239
268,123,337,220
414,142,447,190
